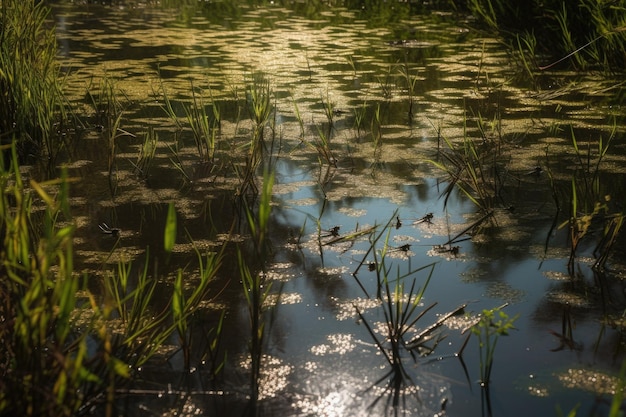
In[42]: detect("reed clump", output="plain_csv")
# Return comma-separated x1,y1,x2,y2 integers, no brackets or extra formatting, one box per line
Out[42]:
0,0,68,160
455,0,626,72
0,144,225,415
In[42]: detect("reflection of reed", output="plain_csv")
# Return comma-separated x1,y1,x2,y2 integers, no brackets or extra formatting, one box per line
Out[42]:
238,171,274,414
350,213,466,415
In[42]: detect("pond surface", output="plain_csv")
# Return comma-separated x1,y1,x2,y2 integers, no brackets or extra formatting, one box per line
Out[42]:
48,1,626,416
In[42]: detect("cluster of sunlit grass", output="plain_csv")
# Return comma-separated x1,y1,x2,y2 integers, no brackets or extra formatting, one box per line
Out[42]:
458,0,626,73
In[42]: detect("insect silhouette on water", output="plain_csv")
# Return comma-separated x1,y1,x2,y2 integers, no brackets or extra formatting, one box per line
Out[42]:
321,226,341,238
413,212,434,225
99,222,121,236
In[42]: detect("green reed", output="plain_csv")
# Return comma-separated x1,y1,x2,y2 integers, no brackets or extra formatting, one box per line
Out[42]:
353,100,368,139
132,126,158,178
352,215,464,411
292,95,306,139
246,73,273,142
238,170,275,408
87,75,135,194
397,59,419,120
514,31,538,83
371,103,384,162
172,241,224,370
471,307,517,387
555,123,623,272
377,64,394,99
312,125,337,167
554,4,585,69
459,0,626,72
321,89,335,129
0,143,227,415
466,0,498,31
184,82,221,162
467,305,517,417
0,144,103,416
233,75,274,197
429,125,500,213
0,0,68,161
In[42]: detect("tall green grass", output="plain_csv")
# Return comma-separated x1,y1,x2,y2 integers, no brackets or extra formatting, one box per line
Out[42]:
0,0,68,160
0,143,225,415
238,170,275,409
0,144,88,416
459,0,626,72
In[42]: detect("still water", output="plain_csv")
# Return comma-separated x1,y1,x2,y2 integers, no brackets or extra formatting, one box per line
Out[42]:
48,1,626,416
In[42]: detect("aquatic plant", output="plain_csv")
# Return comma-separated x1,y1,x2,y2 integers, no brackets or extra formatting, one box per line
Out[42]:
429,121,505,213
351,215,465,413
514,31,538,83
0,143,228,415
471,306,517,387
238,170,275,408
232,74,275,198
377,64,394,99
246,72,273,143
131,126,158,179
291,95,306,139
172,246,224,370
458,0,626,71
0,145,89,417
397,58,419,120
0,0,68,161
86,75,135,194
184,81,221,163
312,124,337,167
320,89,336,132
555,124,624,273
353,100,368,139
371,102,384,155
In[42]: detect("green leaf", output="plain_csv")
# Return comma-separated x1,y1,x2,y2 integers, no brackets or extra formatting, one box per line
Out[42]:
110,357,131,378
164,202,177,253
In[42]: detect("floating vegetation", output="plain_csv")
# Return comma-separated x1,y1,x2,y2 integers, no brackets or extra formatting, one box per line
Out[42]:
556,368,621,395
310,334,358,356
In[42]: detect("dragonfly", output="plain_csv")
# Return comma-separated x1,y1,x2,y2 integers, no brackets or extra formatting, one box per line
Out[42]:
320,226,341,238
389,243,412,253
413,212,434,225
98,222,121,236
433,244,460,257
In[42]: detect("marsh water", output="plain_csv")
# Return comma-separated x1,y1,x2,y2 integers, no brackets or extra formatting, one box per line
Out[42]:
46,1,626,416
